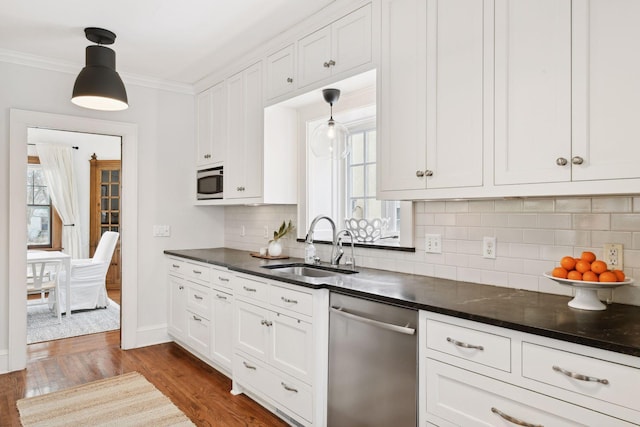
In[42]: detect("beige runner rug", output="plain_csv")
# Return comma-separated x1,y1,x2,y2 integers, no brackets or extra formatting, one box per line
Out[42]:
17,371,195,427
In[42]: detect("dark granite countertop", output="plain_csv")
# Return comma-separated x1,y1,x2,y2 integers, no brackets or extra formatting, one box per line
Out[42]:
165,247,640,357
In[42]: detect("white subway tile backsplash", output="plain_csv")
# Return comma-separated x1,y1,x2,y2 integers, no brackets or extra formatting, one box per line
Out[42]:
225,196,640,307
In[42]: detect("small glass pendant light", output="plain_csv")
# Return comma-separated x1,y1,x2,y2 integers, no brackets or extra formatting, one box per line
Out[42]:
310,88,350,159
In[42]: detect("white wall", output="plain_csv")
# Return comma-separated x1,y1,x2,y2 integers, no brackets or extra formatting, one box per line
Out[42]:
0,60,225,361
28,129,121,258
225,196,640,307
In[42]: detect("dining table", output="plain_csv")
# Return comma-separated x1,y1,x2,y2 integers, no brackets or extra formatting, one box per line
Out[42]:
27,250,72,317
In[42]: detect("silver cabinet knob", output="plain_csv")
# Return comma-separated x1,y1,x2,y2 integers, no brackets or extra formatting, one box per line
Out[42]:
416,170,425,177
572,156,584,165
323,59,336,68
556,157,568,166
286,77,293,83
425,170,434,177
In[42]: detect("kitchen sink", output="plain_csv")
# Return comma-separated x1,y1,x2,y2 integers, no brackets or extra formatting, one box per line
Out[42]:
262,263,358,279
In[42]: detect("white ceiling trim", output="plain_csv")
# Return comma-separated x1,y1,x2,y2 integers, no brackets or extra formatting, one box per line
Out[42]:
0,48,194,94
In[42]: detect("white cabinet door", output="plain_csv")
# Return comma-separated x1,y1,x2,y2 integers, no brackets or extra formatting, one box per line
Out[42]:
211,288,233,369
425,0,484,189
168,275,187,339
235,300,270,361
225,62,264,200
297,26,332,88
269,312,313,384
378,0,427,193
331,4,372,77
572,0,640,182
196,83,226,168
266,44,295,100
494,0,572,185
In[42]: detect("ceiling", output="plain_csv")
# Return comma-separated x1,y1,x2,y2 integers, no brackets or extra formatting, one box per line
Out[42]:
0,0,336,86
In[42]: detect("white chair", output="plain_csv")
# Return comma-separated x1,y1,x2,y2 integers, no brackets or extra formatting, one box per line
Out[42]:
27,259,63,323
56,231,119,312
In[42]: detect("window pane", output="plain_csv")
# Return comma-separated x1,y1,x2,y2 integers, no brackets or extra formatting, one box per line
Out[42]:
111,212,119,225
101,227,109,235
111,184,119,197
101,198,108,210
366,131,376,162
351,133,364,164
101,170,110,182
27,168,34,184
112,226,119,232
33,186,50,204
101,212,108,224
27,186,34,204
111,170,120,182
366,164,376,195
350,165,364,198
111,198,119,211
349,199,365,219
27,206,51,245
33,170,47,186
366,198,382,219
101,184,108,197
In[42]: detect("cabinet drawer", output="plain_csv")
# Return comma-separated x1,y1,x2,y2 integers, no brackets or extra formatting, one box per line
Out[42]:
186,282,210,319
269,285,313,317
426,358,633,426
168,258,187,275
185,262,210,282
187,310,210,355
426,319,511,372
211,266,233,290
522,342,640,412
234,352,272,397
235,275,268,303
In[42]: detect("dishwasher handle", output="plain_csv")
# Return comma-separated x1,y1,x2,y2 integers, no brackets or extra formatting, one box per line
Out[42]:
330,306,416,335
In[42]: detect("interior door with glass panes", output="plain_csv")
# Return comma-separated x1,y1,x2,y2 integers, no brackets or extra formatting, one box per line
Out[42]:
89,156,121,289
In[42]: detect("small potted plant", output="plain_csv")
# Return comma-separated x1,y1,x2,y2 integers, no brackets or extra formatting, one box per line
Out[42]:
268,220,294,257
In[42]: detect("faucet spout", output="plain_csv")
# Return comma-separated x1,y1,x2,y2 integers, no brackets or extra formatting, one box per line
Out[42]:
306,215,340,266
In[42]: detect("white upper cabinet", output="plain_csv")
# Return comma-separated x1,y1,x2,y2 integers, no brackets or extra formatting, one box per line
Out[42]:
225,62,264,200
196,82,226,168
297,4,372,89
378,0,484,195
266,44,295,101
571,0,640,182
494,0,572,185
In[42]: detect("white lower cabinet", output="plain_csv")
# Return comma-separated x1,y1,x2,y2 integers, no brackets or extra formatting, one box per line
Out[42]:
167,257,233,375
232,273,327,427
420,311,640,426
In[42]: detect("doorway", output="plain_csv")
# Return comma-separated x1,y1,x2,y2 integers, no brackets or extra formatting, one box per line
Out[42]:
26,128,122,344
9,109,139,372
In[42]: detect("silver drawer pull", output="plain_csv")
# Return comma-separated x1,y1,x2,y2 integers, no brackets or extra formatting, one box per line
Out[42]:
491,407,542,427
447,337,484,351
215,294,228,300
172,264,180,268
218,276,230,282
552,365,609,385
281,382,298,393
260,320,273,327
281,296,298,304
243,286,257,292
192,315,202,322
193,270,202,274
243,361,256,370
194,295,203,300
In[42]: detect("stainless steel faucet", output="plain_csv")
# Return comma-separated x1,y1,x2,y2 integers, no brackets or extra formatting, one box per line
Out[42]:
305,215,341,266
337,229,356,270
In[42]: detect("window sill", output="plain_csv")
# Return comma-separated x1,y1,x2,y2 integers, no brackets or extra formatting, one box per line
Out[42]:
296,238,415,252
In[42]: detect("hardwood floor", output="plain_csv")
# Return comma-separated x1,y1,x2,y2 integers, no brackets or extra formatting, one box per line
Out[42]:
2,298,287,426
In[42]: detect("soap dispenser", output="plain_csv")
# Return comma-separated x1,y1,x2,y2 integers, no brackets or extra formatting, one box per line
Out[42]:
304,242,316,264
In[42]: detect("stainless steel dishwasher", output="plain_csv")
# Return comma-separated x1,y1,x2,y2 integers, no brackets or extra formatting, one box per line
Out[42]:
328,292,417,427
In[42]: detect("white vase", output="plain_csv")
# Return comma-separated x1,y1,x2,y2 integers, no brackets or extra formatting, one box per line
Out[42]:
268,240,283,257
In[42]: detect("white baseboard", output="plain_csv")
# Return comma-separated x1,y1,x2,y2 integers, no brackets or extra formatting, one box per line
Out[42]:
132,323,171,349
0,349,8,374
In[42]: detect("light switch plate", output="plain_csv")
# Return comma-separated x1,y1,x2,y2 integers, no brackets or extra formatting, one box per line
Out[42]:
153,225,171,237
425,234,442,254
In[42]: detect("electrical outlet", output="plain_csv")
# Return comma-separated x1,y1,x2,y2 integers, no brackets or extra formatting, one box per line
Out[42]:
425,234,442,254
483,237,497,259
603,243,623,270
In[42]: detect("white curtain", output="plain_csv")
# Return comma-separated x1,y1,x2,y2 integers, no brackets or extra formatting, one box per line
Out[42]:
35,143,83,259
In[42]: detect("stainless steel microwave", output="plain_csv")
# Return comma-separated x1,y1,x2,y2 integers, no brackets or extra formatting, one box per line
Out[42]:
197,167,223,200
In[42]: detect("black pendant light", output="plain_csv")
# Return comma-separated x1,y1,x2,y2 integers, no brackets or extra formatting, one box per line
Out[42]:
72,27,128,111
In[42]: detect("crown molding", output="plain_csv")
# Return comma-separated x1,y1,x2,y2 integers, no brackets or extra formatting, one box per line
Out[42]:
0,48,195,95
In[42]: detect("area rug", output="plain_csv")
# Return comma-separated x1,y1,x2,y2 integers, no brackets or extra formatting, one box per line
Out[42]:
27,298,120,344
17,371,195,427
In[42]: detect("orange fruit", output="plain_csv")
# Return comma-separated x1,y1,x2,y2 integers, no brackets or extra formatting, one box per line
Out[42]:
552,267,568,279
575,260,591,274
582,271,599,282
590,260,607,274
612,270,626,282
560,256,576,271
599,271,617,282
567,270,583,281
581,251,597,263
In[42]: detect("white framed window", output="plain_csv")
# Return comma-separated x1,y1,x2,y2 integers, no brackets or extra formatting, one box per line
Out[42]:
26,163,52,247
